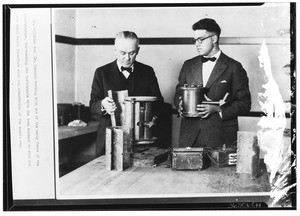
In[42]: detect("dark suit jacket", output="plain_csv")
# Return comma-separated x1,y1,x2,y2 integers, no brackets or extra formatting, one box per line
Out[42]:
90,60,163,156
174,52,251,148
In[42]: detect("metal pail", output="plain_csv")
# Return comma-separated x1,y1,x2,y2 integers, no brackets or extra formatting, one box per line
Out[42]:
180,86,204,117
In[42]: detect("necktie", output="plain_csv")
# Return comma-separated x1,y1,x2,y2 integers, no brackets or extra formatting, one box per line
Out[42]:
202,56,217,63
121,66,132,73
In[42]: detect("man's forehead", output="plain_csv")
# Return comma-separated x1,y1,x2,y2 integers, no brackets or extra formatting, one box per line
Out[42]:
115,38,138,46
115,40,139,52
193,29,209,38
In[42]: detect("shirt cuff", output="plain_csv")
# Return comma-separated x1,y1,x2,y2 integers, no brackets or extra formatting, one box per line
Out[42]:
100,102,107,115
218,110,223,118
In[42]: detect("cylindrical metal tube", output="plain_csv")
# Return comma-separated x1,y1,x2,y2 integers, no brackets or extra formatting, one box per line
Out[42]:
144,102,152,139
180,86,204,117
139,106,145,140
124,96,158,146
105,126,132,171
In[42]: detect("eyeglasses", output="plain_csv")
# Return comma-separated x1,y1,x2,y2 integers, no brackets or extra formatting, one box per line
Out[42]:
192,34,216,44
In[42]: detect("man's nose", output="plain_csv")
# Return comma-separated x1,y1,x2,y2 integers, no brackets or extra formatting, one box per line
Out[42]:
124,53,130,60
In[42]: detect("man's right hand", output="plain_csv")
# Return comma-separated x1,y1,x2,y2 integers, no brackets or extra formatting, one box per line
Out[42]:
178,97,183,117
101,97,117,115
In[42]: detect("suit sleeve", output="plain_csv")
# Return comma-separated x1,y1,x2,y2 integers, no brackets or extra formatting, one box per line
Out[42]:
220,63,251,121
89,68,105,117
149,67,164,102
174,61,188,110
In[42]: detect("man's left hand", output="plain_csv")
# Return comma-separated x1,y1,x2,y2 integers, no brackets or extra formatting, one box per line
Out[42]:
197,104,220,119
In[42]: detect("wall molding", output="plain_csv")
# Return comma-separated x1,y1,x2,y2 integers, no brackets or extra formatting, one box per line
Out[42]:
56,35,290,46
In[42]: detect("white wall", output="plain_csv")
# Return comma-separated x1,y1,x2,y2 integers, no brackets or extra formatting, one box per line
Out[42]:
54,9,76,37
54,9,76,103
74,5,289,38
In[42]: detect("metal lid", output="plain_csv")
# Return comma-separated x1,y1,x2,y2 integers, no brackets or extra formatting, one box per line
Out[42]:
172,147,204,152
180,83,203,90
125,96,157,102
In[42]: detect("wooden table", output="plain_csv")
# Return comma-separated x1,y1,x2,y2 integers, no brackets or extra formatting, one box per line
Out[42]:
58,121,99,140
58,121,99,177
58,153,271,199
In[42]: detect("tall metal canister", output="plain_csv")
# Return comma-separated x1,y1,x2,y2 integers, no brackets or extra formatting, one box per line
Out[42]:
180,84,205,117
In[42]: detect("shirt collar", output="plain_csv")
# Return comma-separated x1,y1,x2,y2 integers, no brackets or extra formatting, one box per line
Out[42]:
117,60,134,72
204,50,221,60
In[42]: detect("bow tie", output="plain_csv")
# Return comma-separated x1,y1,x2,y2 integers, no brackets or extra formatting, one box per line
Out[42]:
121,66,133,73
202,56,217,63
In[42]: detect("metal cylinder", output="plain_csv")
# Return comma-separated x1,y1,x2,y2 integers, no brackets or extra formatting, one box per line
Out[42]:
124,96,158,145
139,106,145,139
180,85,205,117
105,126,132,171
144,102,152,140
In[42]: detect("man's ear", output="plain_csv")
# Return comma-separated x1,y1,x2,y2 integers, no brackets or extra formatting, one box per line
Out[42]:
212,35,218,44
136,46,140,55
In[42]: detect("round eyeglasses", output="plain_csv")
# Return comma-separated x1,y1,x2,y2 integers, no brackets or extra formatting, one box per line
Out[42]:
192,34,216,44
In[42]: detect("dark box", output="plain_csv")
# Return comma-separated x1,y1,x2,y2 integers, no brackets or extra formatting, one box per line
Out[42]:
172,147,207,170
132,147,170,167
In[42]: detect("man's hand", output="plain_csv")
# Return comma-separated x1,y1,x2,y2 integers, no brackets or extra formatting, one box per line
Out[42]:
196,104,220,119
177,97,183,117
101,97,117,115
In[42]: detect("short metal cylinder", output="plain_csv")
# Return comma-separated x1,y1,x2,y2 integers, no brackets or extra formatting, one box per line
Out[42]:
181,86,204,117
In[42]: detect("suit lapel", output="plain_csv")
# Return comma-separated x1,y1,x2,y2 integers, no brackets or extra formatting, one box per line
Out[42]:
205,53,228,88
109,60,124,88
189,56,203,86
133,61,140,77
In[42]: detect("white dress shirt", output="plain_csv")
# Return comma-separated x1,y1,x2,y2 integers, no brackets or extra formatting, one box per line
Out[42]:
117,61,134,79
202,50,221,86
202,50,223,118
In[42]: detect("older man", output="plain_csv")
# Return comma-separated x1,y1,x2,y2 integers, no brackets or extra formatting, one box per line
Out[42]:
90,31,163,156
